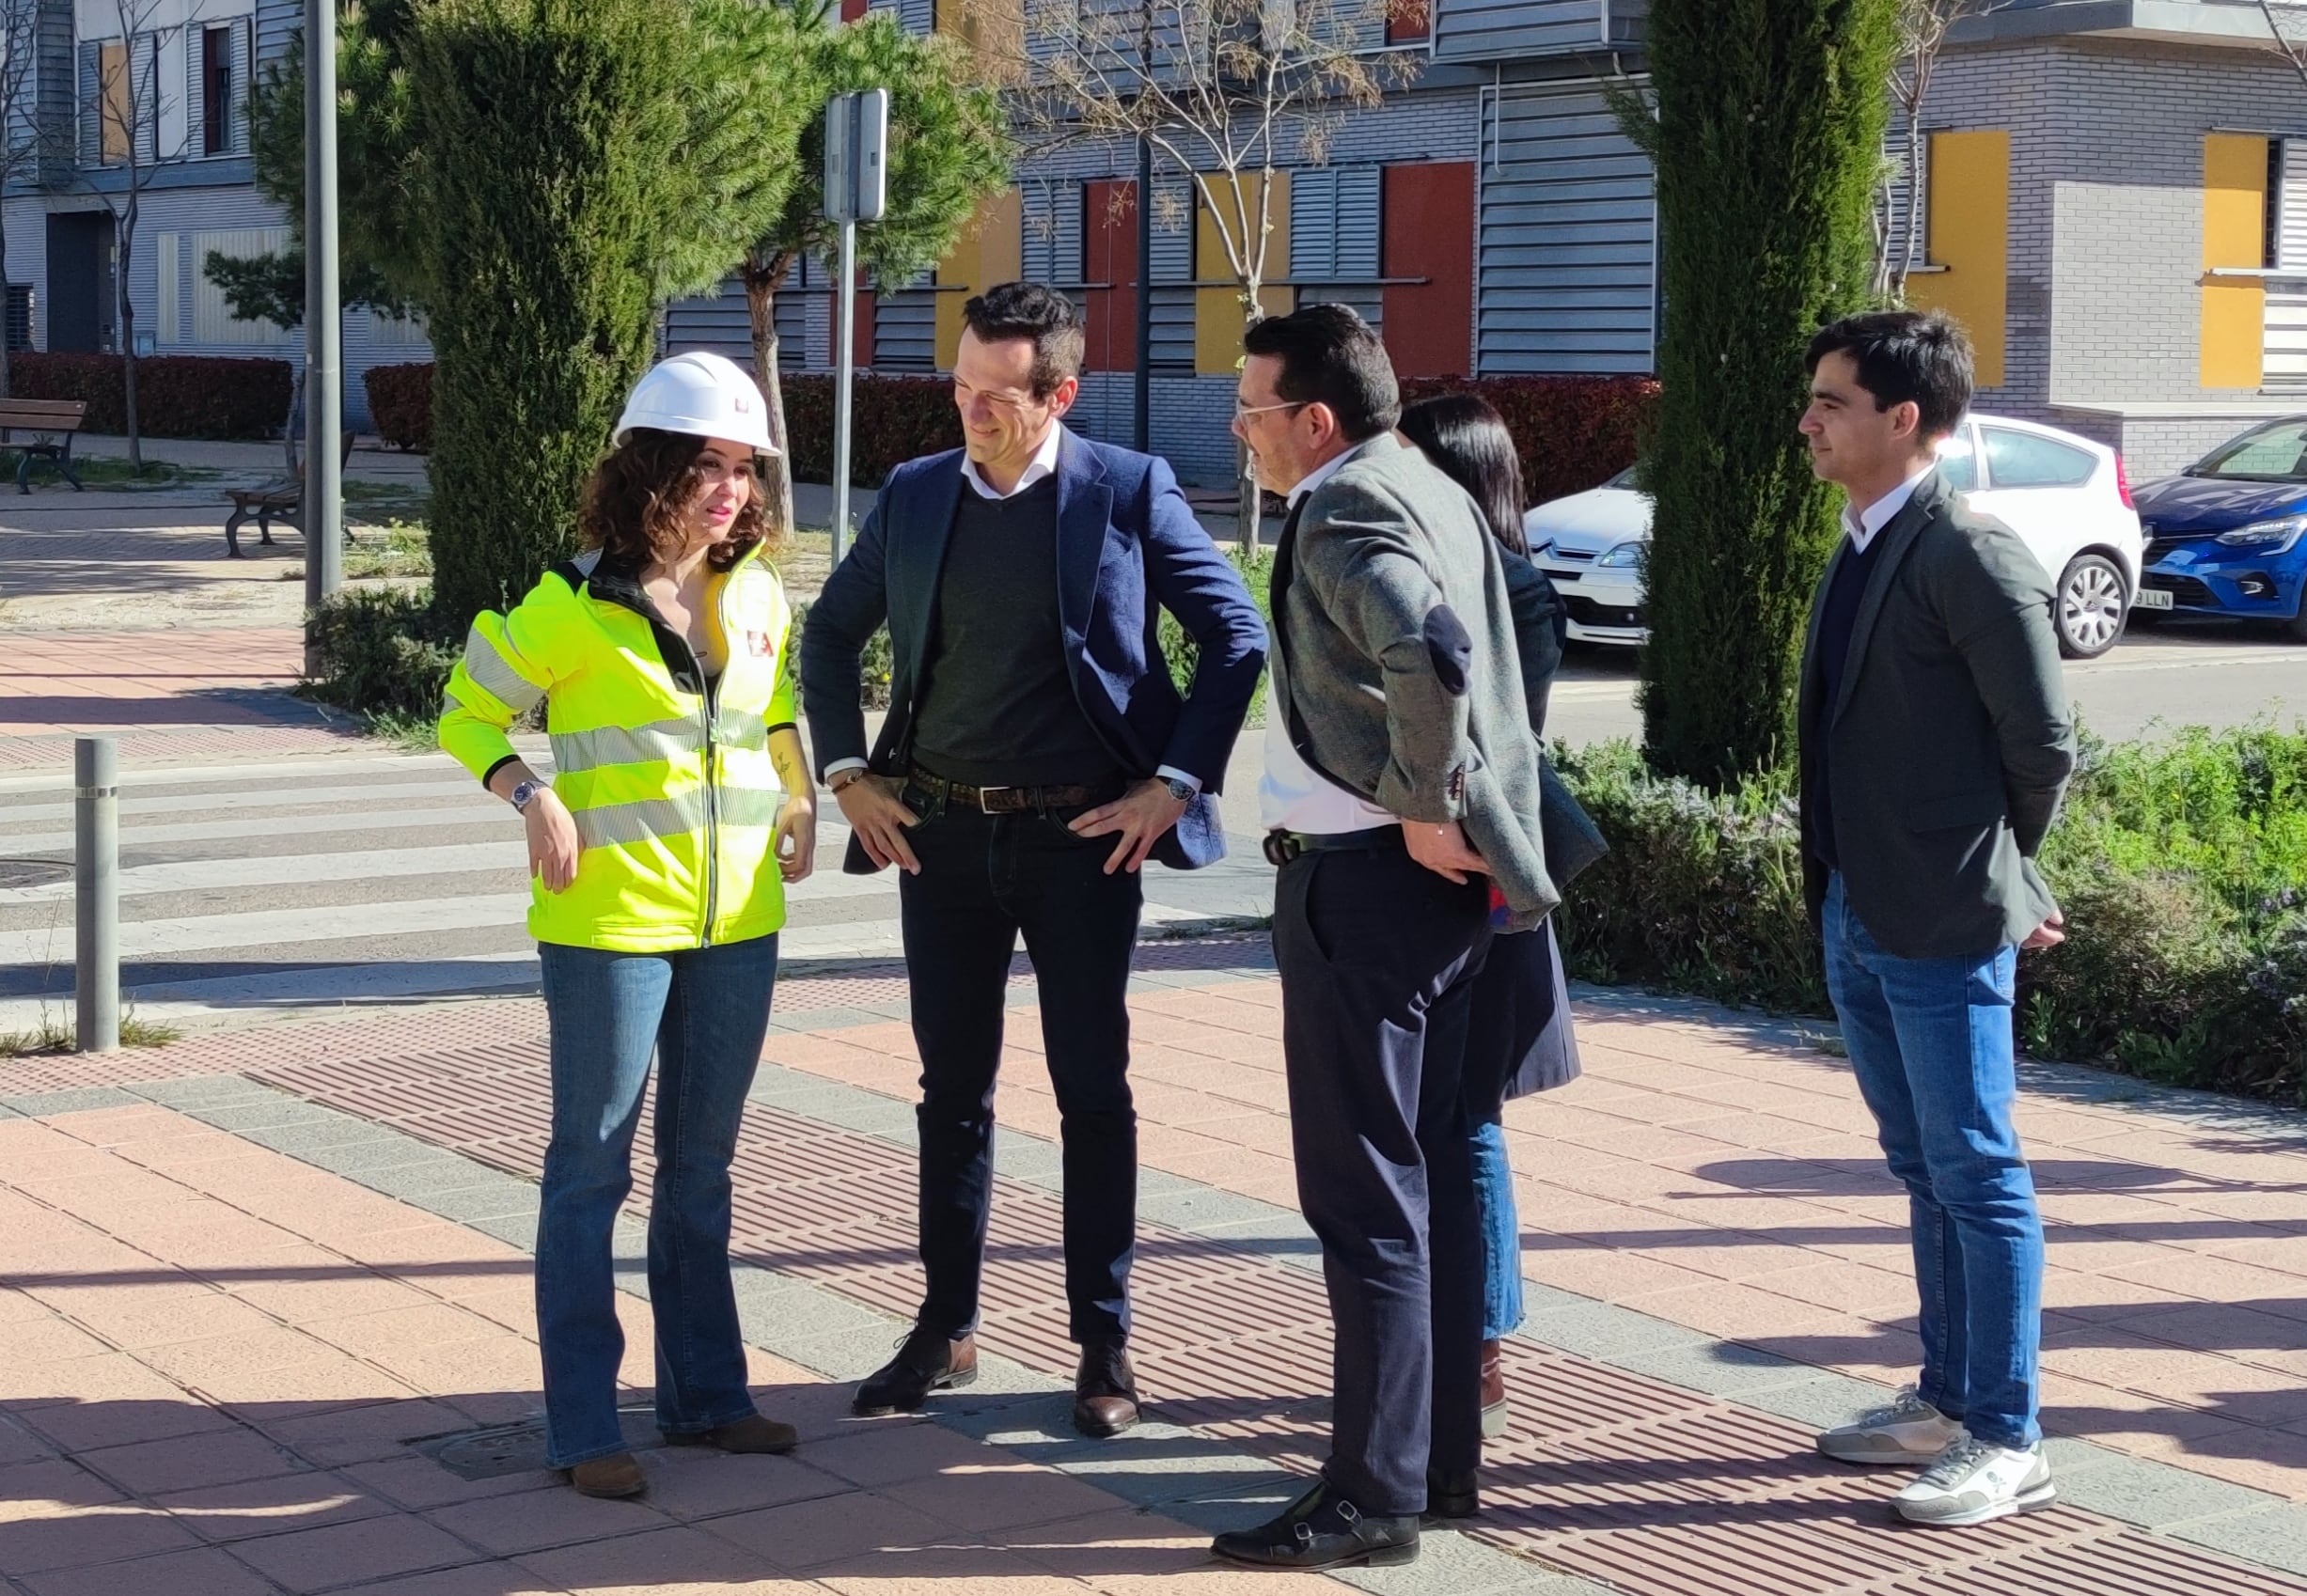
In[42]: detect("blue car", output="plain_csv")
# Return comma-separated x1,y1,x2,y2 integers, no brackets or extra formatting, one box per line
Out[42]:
2134,418,2307,637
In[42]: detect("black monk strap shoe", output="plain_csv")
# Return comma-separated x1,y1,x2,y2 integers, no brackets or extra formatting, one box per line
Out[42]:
1210,1480,1420,1571
1425,1465,1480,1521
853,1325,977,1416
1073,1336,1141,1437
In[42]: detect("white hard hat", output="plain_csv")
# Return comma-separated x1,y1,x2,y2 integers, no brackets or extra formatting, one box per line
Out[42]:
615,351,777,455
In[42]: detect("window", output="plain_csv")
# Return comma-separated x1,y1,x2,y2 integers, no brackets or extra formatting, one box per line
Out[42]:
100,41,129,164
1981,427,2095,490
193,228,293,344
1936,428,1978,493
202,26,231,157
2198,418,2307,480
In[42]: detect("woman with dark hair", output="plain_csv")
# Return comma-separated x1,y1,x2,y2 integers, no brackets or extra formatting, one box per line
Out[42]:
438,352,816,1500
1399,392,1583,1443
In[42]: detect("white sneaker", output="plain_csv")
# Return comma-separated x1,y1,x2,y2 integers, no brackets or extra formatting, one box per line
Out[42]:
1814,1386,1964,1465
1891,1436,2056,1527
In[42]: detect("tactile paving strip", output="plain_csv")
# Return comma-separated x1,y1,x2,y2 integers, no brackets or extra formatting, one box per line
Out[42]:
243,1031,2307,1596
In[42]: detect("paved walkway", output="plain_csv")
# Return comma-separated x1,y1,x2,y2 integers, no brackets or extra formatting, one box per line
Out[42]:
8,942,2307,1595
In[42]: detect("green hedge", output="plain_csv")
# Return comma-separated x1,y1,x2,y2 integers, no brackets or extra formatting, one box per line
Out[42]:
300,587,461,720
1399,375,1658,509
780,373,962,489
365,361,433,451
1552,727,2307,1105
12,352,293,440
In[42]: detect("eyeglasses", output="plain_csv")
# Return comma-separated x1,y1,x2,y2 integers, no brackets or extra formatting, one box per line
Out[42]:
1231,399,1307,426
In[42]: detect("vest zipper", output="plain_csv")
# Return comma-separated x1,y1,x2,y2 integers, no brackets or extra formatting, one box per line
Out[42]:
700,671,720,947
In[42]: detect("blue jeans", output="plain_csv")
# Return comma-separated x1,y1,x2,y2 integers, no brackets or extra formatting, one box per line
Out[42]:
1822,876,2042,1450
534,935,778,1468
1470,1119,1522,1341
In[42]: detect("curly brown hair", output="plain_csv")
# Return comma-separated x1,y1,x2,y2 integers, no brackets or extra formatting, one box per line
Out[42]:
577,428,783,571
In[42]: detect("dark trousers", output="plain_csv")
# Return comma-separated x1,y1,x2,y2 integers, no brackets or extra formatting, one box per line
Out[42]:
1275,843,1492,1517
897,789,1144,1344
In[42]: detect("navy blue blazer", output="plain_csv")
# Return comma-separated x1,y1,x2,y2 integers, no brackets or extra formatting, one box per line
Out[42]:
800,428,1268,874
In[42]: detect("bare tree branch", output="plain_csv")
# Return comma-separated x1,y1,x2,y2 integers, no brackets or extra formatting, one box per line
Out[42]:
1875,0,2009,304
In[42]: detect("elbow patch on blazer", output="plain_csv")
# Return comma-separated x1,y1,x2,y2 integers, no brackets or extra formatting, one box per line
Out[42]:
1424,603,1474,697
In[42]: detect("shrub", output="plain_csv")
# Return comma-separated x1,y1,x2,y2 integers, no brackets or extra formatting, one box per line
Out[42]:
1161,546,1271,724
10,352,292,440
778,372,961,490
365,362,433,451
1399,375,1659,509
301,587,461,720
1552,725,2307,1105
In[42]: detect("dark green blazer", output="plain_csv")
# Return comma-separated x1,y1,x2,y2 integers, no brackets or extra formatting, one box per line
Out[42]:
1797,469,2078,960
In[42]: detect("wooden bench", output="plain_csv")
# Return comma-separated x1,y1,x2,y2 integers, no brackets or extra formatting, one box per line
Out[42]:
225,430,358,558
0,399,86,494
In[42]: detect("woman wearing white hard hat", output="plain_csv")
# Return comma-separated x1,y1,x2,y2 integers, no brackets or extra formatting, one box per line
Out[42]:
438,351,815,1498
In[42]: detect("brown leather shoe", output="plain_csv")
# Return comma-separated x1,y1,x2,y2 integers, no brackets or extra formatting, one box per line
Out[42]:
1480,1338,1508,1440
854,1326,977,1416
665,1412,798,1454
1074,1336,1141,1437
567,1451,646,1498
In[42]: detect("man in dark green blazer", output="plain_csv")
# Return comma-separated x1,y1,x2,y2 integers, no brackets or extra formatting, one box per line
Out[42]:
1796,311,2077,1530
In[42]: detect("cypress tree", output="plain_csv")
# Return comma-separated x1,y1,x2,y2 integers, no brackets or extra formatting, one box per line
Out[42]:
412,0,696,626
1632,0,1898,789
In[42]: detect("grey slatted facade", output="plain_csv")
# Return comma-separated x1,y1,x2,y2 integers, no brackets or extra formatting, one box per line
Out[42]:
1292,164,1383,334
664,274,756,365
1150,170,1193,371
256,0,299,66
875,273,937,370
1021,179,1084,288
1477,82,1656,375
1435,0,1608,60
29,0,74,187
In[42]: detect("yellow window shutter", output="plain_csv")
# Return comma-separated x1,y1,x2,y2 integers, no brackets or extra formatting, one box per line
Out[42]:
1194,171,1295,377
1910,131,2010,389
2201,133,2269,390
934,188,1023,370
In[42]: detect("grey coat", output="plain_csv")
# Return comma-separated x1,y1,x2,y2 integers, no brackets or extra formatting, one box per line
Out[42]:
1270,433,1558,931
1798,469,2078,960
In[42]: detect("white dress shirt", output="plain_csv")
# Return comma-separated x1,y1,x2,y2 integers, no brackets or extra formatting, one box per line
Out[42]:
824,422,1201,795
1843,462,1937,554
1258,443,1398,836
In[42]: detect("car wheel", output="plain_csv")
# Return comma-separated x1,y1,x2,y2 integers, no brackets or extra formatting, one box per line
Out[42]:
2055,554,2128,659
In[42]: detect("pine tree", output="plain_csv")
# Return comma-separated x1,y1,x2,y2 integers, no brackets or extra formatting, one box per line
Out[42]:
1630,0,1898,789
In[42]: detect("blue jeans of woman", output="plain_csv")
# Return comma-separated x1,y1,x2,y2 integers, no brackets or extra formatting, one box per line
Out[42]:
1471,1119,1522,1341
534,935,777,1468
1822,875,2043,1450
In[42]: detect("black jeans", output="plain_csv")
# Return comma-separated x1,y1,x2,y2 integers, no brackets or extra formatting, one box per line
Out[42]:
897,786,1144,1344
1275,843,1491,1517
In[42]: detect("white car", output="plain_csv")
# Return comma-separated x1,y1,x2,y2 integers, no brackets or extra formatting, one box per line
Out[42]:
1525,413,2149,659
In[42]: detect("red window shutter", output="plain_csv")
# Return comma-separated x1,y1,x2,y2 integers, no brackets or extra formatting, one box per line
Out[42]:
840,0,870,21
1382,162,1474,381
831,280,876,368
1083,179,1140,373
1387,0,1431,43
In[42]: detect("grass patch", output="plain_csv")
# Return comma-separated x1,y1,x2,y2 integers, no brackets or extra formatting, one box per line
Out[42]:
344,519,432,580
362,708,445,751
0,1009,182,1057
55,457,222,490
343,478,431,520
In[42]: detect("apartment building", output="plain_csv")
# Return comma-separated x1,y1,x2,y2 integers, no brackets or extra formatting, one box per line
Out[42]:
13,1,2307,475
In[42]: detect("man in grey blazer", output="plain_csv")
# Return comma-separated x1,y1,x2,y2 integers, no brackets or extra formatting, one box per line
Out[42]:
1207,305,1554,1573
1797,311,2076,1528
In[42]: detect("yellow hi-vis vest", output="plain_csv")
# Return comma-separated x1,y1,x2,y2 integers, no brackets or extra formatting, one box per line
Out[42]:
437,543,799,953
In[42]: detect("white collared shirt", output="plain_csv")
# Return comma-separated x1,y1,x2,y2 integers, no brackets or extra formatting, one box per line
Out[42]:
1258,442,1398,837
1843,462,1937,554
822,420,1201,794
959,424,1064,500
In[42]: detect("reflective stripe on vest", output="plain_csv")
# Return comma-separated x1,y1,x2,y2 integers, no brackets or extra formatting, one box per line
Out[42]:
569,785,785,851
550,717,705,775
462,627,545,713
717,707,769,749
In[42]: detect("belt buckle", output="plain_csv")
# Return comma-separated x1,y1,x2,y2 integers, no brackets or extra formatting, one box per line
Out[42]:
978,786,1012,815
1261,831,1300,868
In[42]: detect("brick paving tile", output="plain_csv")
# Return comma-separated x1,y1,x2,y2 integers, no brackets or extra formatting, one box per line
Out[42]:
15,1543,281,1596
227,1511,482,1593
425,1482,674,1557
512,1524,794,1592
73,1426,310,1495
699,1491,955,1572
146,1470,393,1544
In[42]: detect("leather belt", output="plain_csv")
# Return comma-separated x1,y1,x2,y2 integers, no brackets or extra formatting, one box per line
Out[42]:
1262,824,1405,868
906,763,1115,815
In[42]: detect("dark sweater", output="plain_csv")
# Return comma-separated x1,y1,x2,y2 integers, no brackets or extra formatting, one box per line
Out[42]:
911,477,1117,788
1809,534,1879,872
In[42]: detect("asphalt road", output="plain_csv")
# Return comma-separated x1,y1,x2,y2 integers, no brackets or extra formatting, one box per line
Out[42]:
1539,618,2307,752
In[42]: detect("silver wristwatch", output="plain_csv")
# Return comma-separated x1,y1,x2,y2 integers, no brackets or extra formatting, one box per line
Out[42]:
510,778,544,814
1161,776,1196,804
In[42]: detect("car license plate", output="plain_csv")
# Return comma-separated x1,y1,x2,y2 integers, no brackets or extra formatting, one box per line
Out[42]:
2134,587,2174,611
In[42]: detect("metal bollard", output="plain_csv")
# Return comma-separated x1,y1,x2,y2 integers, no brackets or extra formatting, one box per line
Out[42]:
74,736,118,1054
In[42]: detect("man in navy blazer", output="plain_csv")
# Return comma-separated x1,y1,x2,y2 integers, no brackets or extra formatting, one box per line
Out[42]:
801,283,1265,1438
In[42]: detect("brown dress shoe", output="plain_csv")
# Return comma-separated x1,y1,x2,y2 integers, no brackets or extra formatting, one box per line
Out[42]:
854,1326,977,1416
665,1412,798,1454
567,1451,646,1498
1480,1338,1508,1440
1074,1336,1141,1437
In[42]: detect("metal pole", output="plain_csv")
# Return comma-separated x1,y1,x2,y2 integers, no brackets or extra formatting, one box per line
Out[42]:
73,737,118,1055
1133,134,1152,453
831,218,857,565
302,0,344,679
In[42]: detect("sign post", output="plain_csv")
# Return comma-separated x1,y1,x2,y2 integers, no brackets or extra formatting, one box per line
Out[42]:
301,0,344,676
824,88,888,567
